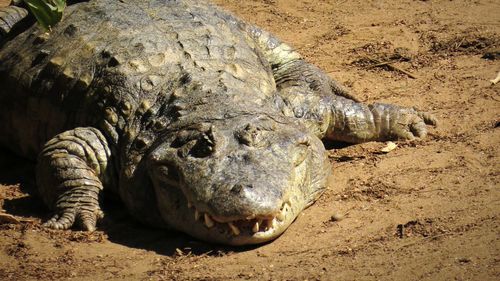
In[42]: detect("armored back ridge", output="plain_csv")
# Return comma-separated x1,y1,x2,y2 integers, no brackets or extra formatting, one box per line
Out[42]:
0,0,436,245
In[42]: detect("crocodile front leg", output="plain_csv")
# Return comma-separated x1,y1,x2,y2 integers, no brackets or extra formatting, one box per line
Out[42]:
36,127,112,231
324,96,437,143
242,25,436,142
274,61,437,143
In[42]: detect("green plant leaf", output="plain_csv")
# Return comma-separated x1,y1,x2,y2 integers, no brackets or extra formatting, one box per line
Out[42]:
23,0,66,31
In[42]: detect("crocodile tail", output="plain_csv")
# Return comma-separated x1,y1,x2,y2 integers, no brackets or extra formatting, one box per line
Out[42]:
0,5,29,43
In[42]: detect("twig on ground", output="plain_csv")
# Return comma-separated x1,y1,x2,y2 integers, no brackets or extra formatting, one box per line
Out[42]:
385,64,419,79
366,60,398,68
366,58,418,79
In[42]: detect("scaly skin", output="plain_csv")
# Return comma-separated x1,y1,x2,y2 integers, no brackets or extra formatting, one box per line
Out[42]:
0,5,28,43
0,0,436,245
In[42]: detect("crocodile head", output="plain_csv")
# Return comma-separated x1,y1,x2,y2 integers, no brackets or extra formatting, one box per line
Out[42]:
147,115,330,245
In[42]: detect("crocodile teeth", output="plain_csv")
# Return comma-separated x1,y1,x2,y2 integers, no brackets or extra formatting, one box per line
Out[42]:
276,203,288,221
194,210,200,221
276,212,285,222
228,222,240,236
204,214,214,228
266,218,276,230
252,221,260,233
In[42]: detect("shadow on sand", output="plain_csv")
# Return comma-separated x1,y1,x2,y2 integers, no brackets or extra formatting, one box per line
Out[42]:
0,147,259,256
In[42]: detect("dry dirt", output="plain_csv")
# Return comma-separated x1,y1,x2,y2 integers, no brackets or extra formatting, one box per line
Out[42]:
1,0,499,280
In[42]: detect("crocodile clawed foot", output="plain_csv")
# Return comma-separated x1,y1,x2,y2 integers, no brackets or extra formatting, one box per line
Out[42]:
390,108,438,141
43,208,104,232
407,110,438,139
416,110,438,127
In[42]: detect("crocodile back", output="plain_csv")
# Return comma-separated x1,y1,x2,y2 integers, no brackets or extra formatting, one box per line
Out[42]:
0,0,277,159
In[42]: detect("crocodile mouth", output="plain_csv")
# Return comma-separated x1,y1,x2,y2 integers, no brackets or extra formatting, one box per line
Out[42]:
186,200,292,237
151,148,309,244
174,157,307,244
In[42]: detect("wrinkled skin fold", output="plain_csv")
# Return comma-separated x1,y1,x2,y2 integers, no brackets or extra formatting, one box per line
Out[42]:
0,0,436,245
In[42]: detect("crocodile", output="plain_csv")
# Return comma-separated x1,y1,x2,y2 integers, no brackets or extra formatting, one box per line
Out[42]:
0,0,436,245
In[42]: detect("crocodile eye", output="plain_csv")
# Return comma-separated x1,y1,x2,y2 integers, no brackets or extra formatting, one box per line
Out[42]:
188,137,214,158
133,134,151,151
173,130,215,158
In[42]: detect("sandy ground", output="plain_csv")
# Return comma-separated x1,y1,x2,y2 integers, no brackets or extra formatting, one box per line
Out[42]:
1,0,499,280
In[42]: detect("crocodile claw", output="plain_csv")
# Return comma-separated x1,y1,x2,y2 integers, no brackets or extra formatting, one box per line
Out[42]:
43,208,104,232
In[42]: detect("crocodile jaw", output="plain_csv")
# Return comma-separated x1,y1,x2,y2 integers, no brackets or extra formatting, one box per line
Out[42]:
152,172,308,245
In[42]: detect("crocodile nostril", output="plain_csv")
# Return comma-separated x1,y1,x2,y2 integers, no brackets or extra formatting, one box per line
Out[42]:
230,184,253,194
230,184,243,194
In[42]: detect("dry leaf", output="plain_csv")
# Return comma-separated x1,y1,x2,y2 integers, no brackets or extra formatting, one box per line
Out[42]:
380,141,397,153
490,72,500,85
